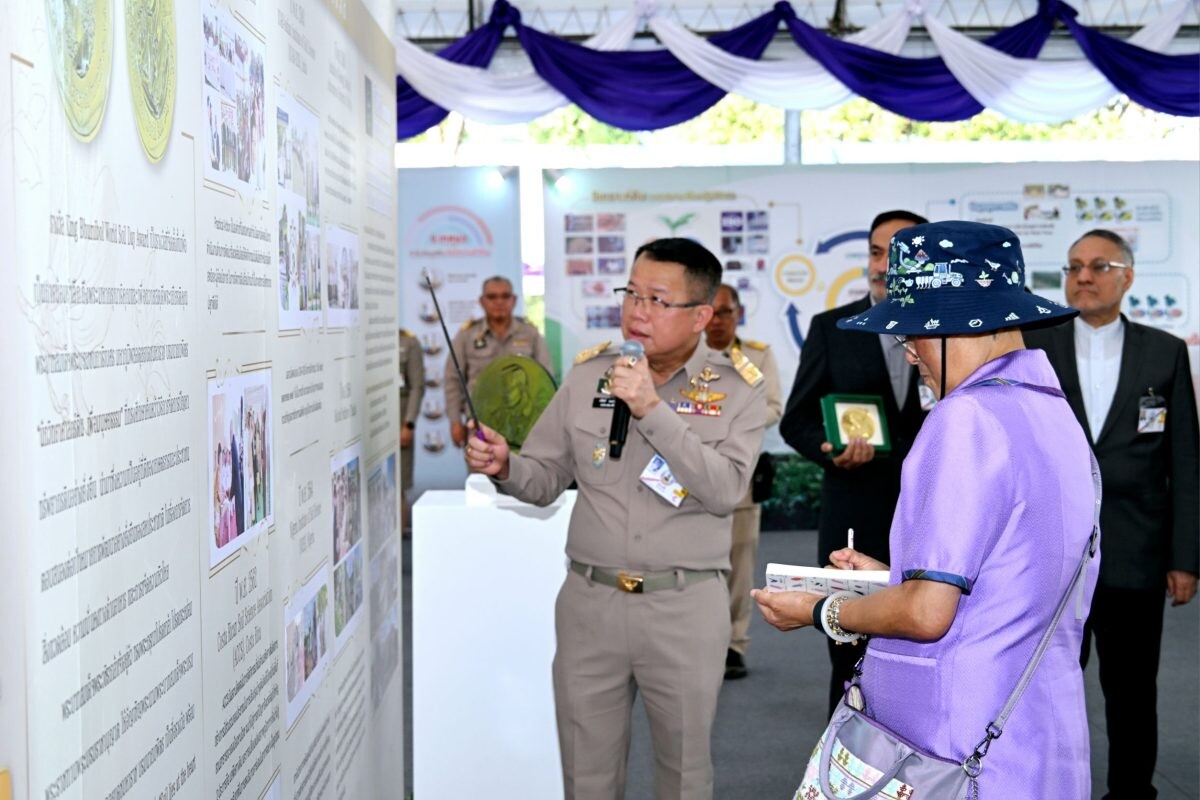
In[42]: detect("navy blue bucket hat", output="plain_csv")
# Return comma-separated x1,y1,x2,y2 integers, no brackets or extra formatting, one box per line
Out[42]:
836,220,1077,336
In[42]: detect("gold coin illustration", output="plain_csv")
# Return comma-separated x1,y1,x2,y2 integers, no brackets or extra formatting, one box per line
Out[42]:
45,0,113,141
841,407,876,441
125,0,176,162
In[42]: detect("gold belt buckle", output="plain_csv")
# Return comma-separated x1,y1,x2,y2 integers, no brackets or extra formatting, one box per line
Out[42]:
615,572,644,593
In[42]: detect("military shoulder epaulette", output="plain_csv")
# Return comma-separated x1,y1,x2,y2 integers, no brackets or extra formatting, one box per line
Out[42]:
399,328,413,338
740,338,768,351
574,341,612,364
458,318,479,332
730,347,764,386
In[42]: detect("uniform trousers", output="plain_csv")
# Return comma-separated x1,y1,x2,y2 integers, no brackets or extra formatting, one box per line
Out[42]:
553,568,729,800
727,502,760,656
399,444,414,533
1080,583,1166,800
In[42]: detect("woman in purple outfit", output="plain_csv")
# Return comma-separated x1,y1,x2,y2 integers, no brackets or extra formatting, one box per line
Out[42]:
755,220,1099,798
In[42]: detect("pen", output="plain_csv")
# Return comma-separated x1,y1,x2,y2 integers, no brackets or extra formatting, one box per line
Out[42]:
847,527,855,554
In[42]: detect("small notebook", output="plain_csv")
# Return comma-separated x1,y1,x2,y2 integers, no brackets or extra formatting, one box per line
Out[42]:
764,563,890,596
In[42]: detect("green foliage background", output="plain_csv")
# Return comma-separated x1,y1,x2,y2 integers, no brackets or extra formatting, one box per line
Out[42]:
761,454,824,531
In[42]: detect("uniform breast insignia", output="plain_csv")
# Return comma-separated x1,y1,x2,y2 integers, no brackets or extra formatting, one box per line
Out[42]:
592,442,607,468
676,372,726,416
512,338,530,349
730,346,764,387
597,367,613,395
473,336,487,349
574,341,612,365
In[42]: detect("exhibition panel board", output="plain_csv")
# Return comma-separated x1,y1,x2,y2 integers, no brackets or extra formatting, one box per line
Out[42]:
0,1,402,798
541,163,1200,451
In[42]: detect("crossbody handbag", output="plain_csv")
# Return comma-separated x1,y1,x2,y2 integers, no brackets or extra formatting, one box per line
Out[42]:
794,451,1100,800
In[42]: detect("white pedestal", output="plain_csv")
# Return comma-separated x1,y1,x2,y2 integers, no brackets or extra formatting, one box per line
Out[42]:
413,486,574,799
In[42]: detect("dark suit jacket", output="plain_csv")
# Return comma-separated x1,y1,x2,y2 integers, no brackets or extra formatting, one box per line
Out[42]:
780,296,927,564
1025,316,1199,590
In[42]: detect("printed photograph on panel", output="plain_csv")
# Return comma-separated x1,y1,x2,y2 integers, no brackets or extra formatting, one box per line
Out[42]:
208,370,274,566
331,444,365,648
275,91,322,328
369,536,398,630
284,570,330,725
201,5,266,191
367,453,397,560
370,603,400,710
325,226,360,328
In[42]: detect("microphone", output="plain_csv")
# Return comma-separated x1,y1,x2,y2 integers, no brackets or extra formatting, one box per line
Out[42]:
608,340,644,460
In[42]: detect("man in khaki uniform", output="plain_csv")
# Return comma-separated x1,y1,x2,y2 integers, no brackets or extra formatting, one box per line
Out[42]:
444,276,553,446
467,239,766,800
703,284,781,680
398,328,425,534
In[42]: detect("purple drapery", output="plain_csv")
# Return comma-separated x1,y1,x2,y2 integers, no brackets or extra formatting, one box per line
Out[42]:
395,0,1199,139
395,0,519,139
779,0,1060,122
1061,9,1200,116
515,6,784,131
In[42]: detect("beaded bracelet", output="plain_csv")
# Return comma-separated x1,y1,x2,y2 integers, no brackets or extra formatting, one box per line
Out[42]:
821,591,862,644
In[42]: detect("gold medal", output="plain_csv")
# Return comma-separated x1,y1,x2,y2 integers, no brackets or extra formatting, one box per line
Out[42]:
46,0,114,142
125,0,176,162
841,408,876,440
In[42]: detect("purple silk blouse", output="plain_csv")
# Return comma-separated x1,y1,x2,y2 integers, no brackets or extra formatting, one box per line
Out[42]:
860,349,1099,798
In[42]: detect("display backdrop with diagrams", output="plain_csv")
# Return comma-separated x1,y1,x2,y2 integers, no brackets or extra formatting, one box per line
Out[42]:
0,0,402,798
542,163,1200,451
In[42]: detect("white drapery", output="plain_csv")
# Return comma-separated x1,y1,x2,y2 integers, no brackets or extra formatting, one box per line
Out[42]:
924,0,1193,122
394,1,1196,128
647,8,915,110
394,11,639,125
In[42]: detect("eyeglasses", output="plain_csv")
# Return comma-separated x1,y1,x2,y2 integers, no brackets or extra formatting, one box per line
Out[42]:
894,335,919,359
711,307,739,320
613,287,704,312
1062,261,1129,276
483,292,514,301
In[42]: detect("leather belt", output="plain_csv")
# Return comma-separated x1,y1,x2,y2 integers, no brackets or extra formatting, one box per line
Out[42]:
569,560,720,594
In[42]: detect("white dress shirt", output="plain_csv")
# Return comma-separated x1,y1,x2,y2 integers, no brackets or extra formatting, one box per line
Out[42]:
873,294,911,408
1073,316,1124,440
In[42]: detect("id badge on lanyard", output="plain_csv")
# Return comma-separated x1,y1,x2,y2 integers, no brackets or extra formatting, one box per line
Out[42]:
1137,389,1167,434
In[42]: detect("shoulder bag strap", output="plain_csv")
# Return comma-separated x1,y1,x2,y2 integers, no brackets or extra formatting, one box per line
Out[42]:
964,449,1101,774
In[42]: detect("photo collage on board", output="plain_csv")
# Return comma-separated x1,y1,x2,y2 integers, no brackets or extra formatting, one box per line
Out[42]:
202,5,267,192
564,212,628,330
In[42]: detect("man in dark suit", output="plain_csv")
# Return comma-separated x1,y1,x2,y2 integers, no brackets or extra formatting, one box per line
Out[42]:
780,210,930,714
1024,228,1198,800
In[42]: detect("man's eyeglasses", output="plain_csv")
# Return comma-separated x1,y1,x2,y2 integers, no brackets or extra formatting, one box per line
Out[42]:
613,287,704,312
1061,261,1129,276
894,335,919,359
711,307,739,320
483,292,514,301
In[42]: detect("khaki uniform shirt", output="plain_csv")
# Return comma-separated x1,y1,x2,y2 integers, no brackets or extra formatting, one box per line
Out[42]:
444,316,553,422
728,338,782,510
498,342,766,572
398,329,425,426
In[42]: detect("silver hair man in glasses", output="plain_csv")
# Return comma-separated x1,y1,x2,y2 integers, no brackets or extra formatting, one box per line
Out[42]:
466,238,766,799
444,275,554,448
1025,228,1199,800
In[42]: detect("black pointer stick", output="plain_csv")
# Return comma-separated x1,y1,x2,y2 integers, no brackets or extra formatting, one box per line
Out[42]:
424,271,487,442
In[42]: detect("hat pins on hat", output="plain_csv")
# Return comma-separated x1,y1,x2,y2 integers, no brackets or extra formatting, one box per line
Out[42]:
836,221,1078,337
